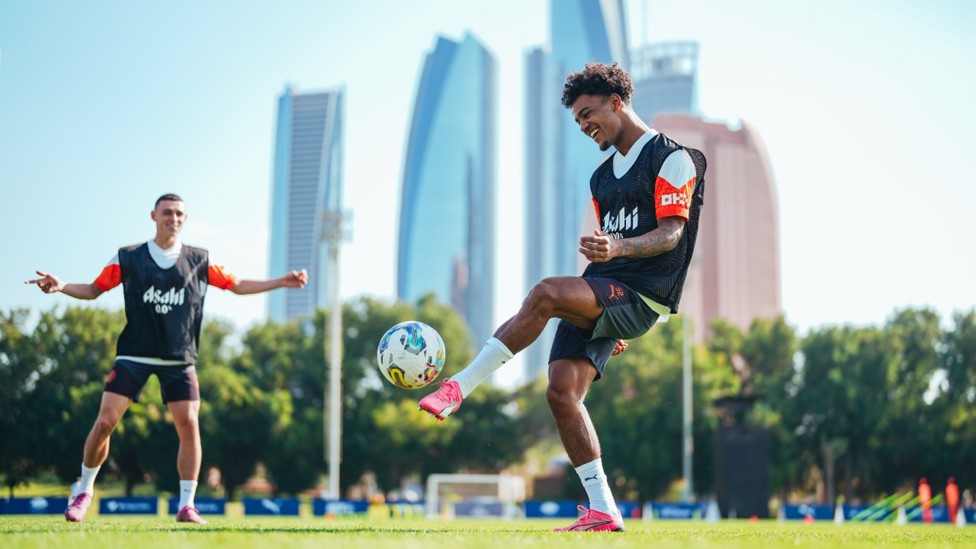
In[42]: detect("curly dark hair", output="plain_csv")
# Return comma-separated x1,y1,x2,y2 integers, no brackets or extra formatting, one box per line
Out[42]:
561,62,634,108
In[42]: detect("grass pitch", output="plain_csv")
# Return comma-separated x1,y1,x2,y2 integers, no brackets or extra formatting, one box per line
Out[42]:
2,516,975,548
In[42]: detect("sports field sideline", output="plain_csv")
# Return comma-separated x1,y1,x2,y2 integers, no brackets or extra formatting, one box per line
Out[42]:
2,517,975,549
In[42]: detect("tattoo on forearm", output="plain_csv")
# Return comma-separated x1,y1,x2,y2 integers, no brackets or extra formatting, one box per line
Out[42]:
619,222,683,258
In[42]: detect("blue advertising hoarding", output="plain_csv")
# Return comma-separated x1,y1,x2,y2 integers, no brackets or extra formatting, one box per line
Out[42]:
311,499,369,516
0,497,68,515
242,497,300,516
99,497,158,515
651,502,704,519
782,504,833,520
167,497,226,515
524,500,579,518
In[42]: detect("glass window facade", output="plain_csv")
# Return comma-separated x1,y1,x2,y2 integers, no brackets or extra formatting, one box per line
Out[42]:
268,86,345,323
398,33,497,345
522,0,630,381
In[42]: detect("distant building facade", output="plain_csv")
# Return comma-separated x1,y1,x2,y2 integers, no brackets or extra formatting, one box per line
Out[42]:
654,114,782,339
630,41,699,122
398,33,497,346
267,86,344,323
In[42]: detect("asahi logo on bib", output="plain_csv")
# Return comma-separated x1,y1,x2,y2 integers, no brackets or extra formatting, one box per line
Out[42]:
143,285,185,314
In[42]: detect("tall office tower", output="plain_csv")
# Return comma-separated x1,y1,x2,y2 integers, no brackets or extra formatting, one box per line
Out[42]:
630,41,699,122
654,114,782,340
522,0,630,381
267,86,345,323
523,46,553,309
398,33,497,346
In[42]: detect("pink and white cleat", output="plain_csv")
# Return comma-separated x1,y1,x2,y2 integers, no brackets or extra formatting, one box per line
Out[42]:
65,492,92,522
418,379,463,420
176,506,207,524
554,505,625,532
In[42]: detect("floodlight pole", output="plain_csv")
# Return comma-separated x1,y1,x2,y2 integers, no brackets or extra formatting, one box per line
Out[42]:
682,307,693,502
681,259,699,503
322,209,350,501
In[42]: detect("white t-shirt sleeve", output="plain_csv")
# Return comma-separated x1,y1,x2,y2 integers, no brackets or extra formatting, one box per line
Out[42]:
654,149,696,219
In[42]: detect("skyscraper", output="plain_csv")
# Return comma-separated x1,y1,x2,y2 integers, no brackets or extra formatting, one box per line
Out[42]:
522,0,630,381
653,113,782,339
267,86,344,323
398,33,497,346
630,41,699,122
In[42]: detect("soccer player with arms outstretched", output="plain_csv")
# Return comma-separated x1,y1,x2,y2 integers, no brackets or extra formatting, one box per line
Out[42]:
419,63,706,532
28,193,308,524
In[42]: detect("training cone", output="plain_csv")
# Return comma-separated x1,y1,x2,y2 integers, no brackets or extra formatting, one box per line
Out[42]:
642,502,654,522
834,504,845,525
705,498,721,523
896,506,907,526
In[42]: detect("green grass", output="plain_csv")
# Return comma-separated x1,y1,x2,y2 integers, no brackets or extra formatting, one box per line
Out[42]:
2,517,975,548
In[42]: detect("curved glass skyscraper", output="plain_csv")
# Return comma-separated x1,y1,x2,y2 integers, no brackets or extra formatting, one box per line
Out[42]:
522,0,629,380
398,33,497,345
546,0,629,282
268,86,344,323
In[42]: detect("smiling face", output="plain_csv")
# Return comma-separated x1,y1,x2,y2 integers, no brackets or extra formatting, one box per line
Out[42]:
571,93,623,152
151,199,186,241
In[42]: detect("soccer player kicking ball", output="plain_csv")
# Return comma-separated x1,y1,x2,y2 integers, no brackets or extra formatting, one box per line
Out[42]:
420,63,706,532
28,194,308,524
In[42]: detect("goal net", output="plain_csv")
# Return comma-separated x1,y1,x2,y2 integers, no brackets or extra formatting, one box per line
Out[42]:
424,474,526,519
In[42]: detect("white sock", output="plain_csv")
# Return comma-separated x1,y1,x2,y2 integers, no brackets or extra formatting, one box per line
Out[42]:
179,480,198,509
575,458,618,516
79,464,100,495
450,337,514,398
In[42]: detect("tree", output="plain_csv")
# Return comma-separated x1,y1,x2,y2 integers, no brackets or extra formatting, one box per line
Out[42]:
336,293,533,495
110,384,175,495
938,309,976,489
578,317,736,501
28,307,124,484
738,317,800,499
199,362,290,501
339,294,476,492
232,317,324,496
873,308,943,494
791,324,895,502
0,309,43,496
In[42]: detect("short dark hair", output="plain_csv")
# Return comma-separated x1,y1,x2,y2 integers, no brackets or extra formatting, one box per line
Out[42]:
561,62,634,108
155,193,184,208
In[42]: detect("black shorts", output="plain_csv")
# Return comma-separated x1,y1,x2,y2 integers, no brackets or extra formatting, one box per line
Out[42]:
548,277,660,381
104,359,200,403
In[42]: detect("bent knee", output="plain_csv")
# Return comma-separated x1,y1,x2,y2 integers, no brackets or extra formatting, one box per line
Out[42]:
546,382,585,411
525,279,561,313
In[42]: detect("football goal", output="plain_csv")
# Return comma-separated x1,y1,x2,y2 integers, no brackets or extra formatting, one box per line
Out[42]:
424,474,526,519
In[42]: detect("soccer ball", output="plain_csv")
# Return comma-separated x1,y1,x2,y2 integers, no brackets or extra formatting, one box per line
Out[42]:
376,321,446,389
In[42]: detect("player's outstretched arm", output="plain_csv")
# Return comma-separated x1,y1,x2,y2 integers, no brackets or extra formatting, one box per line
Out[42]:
229,269,308,295
25,270,104,300
579,217,686,263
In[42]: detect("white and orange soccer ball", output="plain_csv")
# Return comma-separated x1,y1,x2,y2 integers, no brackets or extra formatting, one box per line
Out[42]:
376,321,446,389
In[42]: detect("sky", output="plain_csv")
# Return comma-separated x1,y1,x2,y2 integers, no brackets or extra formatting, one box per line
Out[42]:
2,0,975,347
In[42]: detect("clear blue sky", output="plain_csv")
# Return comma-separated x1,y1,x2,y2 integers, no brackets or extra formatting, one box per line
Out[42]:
2,0,974,338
